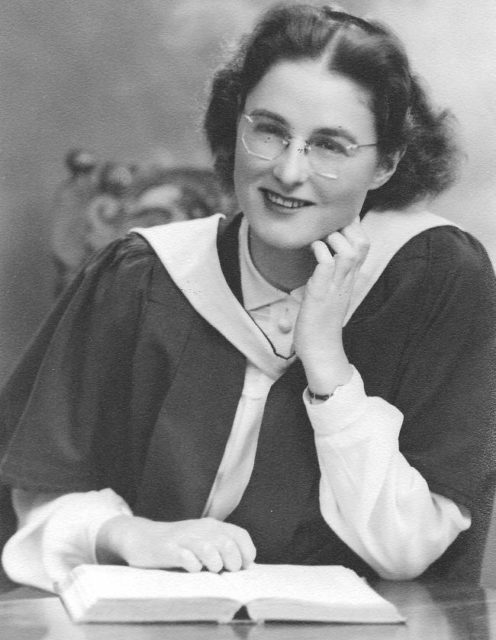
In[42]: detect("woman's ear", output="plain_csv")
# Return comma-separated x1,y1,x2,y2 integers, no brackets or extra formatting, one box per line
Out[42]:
368,149,403,190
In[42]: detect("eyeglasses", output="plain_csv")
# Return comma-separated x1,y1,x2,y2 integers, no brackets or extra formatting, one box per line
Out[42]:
240,113,377,180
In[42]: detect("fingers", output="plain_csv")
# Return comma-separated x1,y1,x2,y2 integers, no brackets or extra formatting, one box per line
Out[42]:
312,218,368,267
187,522,256,572
312,218,368,284
304,219,369,303
218,536,245,571
175,546,204,572
186,535,243,573
161,519,256,574
136,540,208,573
340,216,370,264
311,239,334,264
185,540,225,573
227,523,257,569
308,244,335,298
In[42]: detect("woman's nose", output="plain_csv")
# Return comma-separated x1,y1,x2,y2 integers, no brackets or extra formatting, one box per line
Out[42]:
272,140,310,186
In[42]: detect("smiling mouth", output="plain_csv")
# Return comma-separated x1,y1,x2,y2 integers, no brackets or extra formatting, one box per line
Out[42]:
261,188,313,210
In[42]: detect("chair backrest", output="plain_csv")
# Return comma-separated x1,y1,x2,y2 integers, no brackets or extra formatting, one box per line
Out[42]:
51,150,237,297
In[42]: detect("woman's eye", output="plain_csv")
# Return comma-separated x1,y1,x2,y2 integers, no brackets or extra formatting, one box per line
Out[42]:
253,121,286,138
313,136,348,155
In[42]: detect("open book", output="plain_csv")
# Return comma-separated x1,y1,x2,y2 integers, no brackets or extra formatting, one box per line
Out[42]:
57,563,405,624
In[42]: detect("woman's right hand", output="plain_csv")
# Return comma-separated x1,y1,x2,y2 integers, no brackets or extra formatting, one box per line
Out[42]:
96,515,257,573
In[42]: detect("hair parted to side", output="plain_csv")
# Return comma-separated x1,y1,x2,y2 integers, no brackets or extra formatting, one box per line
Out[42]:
203,3,460,211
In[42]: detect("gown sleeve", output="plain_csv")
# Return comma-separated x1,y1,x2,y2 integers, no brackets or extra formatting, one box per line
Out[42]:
306,227,496,579
0,234,157,493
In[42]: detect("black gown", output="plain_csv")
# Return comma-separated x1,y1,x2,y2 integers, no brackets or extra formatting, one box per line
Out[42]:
0,214,495,583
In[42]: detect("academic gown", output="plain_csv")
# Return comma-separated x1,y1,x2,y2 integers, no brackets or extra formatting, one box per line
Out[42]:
0,212,495,584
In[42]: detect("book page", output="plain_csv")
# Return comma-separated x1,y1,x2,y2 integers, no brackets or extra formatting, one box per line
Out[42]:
67,565,239,601
221,564,380,605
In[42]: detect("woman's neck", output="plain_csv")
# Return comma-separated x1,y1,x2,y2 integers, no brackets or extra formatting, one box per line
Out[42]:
248,230,316,292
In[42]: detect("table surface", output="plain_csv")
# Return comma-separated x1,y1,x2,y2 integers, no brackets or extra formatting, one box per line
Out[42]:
1,580,496,640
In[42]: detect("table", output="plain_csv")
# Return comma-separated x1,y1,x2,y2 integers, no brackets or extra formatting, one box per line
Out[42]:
1,581,496,640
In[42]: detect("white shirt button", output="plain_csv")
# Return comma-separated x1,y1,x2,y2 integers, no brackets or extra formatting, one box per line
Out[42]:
277,316,293,333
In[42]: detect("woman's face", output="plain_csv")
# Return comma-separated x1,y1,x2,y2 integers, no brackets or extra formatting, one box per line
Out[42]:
233,58,394,251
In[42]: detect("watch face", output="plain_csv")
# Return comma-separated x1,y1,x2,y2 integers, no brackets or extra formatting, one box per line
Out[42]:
308,390,331,403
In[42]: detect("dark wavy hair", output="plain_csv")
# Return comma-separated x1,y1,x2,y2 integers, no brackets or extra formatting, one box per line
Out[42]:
204,3,460,211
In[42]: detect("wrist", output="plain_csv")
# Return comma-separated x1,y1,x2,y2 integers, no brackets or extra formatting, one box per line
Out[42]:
303,356,353,397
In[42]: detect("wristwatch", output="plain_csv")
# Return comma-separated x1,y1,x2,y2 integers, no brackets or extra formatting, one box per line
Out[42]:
308,379,349,403
308,389,332,402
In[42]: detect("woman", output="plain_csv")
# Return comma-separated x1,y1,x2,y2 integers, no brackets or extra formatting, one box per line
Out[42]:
1,4,495,591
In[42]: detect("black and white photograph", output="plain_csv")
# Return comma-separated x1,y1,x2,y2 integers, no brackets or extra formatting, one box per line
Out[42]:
0,1,495,638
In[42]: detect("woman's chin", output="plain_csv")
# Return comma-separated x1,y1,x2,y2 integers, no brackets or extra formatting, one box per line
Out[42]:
252,231,316,254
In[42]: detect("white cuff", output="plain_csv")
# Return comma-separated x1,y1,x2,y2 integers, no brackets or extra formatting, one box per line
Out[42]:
303,366,372,433
2,488,132,592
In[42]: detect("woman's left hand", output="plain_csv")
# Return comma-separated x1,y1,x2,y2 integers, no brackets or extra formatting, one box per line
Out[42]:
294,216,369,395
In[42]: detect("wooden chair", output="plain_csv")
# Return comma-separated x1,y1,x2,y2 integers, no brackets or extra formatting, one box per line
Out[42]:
51,150,237,296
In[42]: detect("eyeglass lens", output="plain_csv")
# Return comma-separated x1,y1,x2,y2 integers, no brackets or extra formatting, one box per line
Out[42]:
241,114,376,179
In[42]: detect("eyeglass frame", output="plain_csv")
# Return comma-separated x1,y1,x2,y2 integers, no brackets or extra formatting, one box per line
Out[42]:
240,113,378,180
